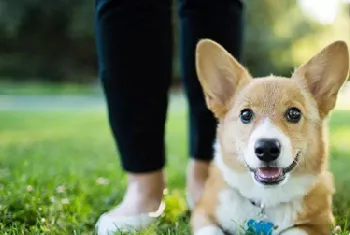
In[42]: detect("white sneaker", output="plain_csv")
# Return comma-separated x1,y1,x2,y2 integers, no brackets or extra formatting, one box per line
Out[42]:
95,201,166,235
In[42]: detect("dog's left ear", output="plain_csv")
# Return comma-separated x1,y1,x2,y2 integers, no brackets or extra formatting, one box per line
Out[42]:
292,41,349,117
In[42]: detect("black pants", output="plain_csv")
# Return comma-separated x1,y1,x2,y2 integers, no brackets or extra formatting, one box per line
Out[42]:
95,0,244,173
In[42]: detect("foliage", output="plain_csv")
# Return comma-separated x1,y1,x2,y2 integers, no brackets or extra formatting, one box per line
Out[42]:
0,0,96,81
0,0,348,82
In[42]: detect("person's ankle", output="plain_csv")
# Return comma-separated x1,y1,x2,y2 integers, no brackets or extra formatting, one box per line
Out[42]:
124,170,165,204
187,159,210,181
186,159,211,204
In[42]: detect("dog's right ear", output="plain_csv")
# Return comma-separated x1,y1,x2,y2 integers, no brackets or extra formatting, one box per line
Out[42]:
292,41,349,117
195,39,252,118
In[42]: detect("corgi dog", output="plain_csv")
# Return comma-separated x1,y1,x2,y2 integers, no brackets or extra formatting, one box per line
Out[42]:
191,39,349,235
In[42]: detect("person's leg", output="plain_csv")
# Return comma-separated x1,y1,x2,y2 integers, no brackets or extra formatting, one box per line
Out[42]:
177,0,244,205
94,0,172,232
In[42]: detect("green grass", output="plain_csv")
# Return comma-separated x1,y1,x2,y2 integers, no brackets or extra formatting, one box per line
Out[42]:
0,81,100,95
0,108,349,234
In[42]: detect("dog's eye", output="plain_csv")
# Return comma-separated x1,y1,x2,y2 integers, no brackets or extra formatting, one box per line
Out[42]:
240,109,254,124
285,108,302,123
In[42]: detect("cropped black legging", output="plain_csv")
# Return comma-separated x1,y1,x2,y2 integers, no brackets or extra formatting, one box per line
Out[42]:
95,0,244,173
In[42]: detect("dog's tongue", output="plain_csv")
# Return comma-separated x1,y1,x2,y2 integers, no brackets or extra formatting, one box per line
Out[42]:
257,168,282,179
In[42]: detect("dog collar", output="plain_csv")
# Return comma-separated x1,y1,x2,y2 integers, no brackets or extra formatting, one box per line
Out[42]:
249,200,266,219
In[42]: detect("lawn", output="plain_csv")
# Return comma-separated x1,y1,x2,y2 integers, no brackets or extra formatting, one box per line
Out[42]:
0,107,349,234
0,81,101,95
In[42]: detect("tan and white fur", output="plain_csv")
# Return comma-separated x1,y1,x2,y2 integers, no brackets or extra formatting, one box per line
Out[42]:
191,39,349,235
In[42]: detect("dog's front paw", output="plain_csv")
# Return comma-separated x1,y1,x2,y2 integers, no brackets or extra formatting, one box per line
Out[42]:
194,225,225,235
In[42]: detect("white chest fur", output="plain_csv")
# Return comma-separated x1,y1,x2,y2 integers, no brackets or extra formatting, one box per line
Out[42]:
215,187,303,235
213,142,316,235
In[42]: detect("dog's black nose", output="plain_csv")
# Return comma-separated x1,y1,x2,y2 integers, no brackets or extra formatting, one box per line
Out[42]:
254,138,281,162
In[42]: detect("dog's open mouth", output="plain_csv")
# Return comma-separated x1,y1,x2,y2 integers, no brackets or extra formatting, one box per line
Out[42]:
254,167,285,185
248,151,301,185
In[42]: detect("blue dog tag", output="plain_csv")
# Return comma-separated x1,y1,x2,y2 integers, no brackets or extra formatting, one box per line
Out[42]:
247,219,275,235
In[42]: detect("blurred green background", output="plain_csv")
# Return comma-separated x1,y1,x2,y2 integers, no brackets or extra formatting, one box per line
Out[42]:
0,1,350,234
0,0,349,86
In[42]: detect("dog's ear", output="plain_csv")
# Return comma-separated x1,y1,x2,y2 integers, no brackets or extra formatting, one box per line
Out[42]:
292,41,349,117
195,39,252,118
